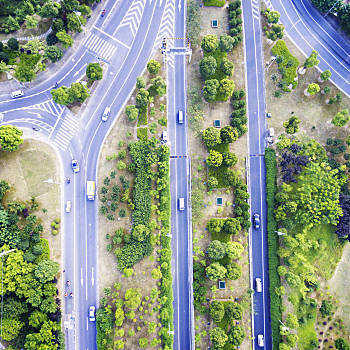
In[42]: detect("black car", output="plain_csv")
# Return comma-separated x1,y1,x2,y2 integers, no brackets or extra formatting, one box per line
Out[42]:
253,213,260,229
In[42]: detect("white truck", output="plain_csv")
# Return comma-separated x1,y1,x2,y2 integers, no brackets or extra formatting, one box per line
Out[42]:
86,181,96,201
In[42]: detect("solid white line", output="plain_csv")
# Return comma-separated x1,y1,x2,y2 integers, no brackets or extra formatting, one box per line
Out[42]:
81,268,83,286
73,63,88,77
93,26,130,49
48,109,65,138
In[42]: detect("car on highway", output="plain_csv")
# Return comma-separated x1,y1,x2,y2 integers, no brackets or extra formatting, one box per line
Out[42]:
257,334,264,347
89,306,96,321
253,213,260,229
255,278,262,293
65,201,71,213
71,159,80,173
178,197,185,211
178,110,184,124
102,107,111,122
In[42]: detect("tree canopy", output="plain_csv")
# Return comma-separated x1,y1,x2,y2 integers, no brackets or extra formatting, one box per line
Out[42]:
0,125,23,151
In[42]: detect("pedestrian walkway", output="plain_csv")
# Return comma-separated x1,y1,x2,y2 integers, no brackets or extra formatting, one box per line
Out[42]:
82,32,117,62
52,113,80,151
31,99,65,118
1,28,52,43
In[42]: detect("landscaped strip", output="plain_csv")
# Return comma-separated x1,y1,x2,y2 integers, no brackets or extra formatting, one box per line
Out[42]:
264,147,282,348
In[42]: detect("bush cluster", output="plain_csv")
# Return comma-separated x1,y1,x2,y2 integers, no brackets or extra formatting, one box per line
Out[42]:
263,9,284,41
228,1,243,45
230,89,247,137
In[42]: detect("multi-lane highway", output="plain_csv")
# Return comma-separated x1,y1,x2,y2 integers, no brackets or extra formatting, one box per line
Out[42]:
267,0,350,96
242,0,272,349
0,0,177,348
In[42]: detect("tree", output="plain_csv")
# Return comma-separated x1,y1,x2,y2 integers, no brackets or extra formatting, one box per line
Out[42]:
228,325,245,346
135,88,149,109
199,56,217,79
223,218,241,235
56,31,74,48
320,69,331,81
1,318,24,341
44,46,63,63
339,4,350,35
219,34,235,52
0,52,9,65
220,125,238,143
203,79,219,102
320,300,333,317
335,338,350,350
5,16,20,33
220,57,234,76
7,38,19,51
286,333,298,347
67,12,86,33
304,50,319,68
86,63,103,81
267,10,280,23
206,262,227,281
226,262,242,280
69,82,90,103
306,83,320,95
283,116,300,134
34,260,59,283
25,15,38,29
115,307,124,327
0,125,23,151
285,313,299,329
136,76,146,89
207,240,226,260
124,288,142,310
51,86,71,105
202,126,221,148
25,320,60,349
201,34,219,53
279,344,290,350
226,241,244,260
277,265,288,276
222,152,238,167
225,302,243,320
332,109,350,127
125,105,138,122
139,338,148,348
62,0,80,12
147,59,161,74
40,0,60,18
208,176,219,189
218,78,235,100
207,150,223,167
52,18,65,33
132,224,150,242
210,327,228,348
209,301,225,323
149,76,167,96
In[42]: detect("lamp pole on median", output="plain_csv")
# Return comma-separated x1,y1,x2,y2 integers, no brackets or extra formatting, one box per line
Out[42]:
323,0,342,18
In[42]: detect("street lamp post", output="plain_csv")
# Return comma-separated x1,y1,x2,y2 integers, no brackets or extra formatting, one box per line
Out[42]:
323,0,342,18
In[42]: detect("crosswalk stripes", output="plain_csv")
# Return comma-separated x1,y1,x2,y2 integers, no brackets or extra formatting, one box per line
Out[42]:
264,0,273,10
251,0,260,19
83,33,117,62
119,0,146,38
52,114,80,151
31,100,65,118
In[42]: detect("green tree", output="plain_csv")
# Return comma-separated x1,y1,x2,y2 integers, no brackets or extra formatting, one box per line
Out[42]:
79,4,92,16
223,218,241,235
209,301,225,323
136,76,146,89
283,116,300,134
199,56,217,79
207,240,226,260
201,34,219,53
125,105,138,122
267,10,280,23
207,150,223,167
115,307,124,327
210,327,228,348
124,288,142,310
86,63,103,81
219,34,235,52
222,151,238,167
220,57,234,76
25,320,60,349
206,262,227,281
135,88,149,109
0,62,9,73
1,318,24,341
56,31,74,48
332,109,350,127
147,59,161,74
225,302,243,320
132,224,150,242
0,125,23,151
218,78,235,100
286,333,298,347
220,125,238,143
69,82,90,102
139,338,148,348
25,15,38,29
203,79,219,102
14,65,36,82
228,325,245,346
151,267,162,279
226,262,242,280
285,313,299,329
5,17,20,33
304,50,319,68
306,83,320,95
226,241,244,260
34,260,59,283
51,86,71,105
279,343,290,350
202,126,221,148
44,46,64,63
320,69,331,81
335,338,350,350
62,0,79,12
67,12,86,33
149,76,167,96
40,0,60,18
320,300,333,317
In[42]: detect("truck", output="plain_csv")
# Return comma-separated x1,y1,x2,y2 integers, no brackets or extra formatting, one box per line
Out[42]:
86,181,96,200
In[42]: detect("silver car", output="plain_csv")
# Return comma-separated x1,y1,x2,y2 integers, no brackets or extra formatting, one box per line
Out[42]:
89,306,96,322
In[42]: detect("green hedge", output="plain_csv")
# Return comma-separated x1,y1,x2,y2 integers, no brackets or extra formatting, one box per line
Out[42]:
137,127,148,141
271,40,299,91
265,148,282,348
204,0,225,7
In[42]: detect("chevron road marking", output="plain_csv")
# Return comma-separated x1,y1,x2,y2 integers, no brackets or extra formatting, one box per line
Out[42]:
52,114,80,151
30,100,65,118
252,0,260,19
119,0,146,38
264,0,273,10
83,33,118,62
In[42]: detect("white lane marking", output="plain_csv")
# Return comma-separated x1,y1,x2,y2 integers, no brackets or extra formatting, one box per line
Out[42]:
91,267,94,286
93,26,130,49
73,63,88,77
81,268,84,287
86,318,88,331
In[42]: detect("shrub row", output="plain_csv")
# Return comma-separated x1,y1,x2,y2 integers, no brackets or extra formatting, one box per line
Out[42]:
271,40,299,91
230,89,247,137
228,0,243,45
265,148,282,348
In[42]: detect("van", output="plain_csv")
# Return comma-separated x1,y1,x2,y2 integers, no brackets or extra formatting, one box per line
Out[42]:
255,278,262,292
102,107,110,122
11,90,24,99
86,181,96,201
178,110,184,124
257,334,264,347
178,197,185,211
65,201,72,213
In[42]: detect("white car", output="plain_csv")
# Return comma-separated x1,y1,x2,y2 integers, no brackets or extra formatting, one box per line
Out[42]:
102,107,110,122
71,159,80,173
89,306,96,322
65,201,71,213
257,334,264,347
255,278,262,293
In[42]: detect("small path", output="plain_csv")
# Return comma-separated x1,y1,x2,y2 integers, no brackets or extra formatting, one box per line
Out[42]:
1,28,52,43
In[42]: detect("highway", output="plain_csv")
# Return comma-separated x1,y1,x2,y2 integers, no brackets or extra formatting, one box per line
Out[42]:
267,0,350,96
242,0,272,349
0,0,177,348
